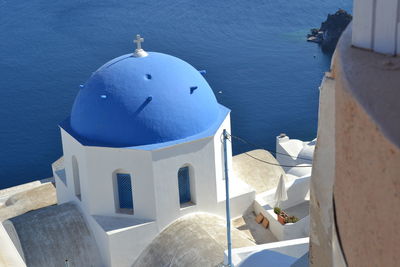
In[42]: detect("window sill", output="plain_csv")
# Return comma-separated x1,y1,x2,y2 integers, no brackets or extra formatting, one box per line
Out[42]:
180,201,195,210
116,208,134,215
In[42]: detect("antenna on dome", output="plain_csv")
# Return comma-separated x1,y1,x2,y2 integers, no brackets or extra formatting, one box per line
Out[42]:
133,34,148,58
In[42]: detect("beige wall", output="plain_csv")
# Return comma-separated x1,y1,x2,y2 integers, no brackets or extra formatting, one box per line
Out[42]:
333,28,400,266
311,24,400,266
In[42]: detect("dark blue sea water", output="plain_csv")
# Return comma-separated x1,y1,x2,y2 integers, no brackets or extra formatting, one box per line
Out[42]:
0,0,352,189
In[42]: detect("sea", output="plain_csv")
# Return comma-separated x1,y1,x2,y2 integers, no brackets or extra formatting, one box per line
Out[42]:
0,0,352,189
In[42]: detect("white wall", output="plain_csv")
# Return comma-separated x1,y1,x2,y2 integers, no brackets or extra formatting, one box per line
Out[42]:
151,136,216,229
108,221,158,266
79,208,112,266
57,129,89,210
0,222,26,267
213,115,234,201
58,127,158,221
84,146,156,220
150,114,243,230
55,112,255,266
57,129,159,266
254,176,310,241
276,136,304,172
226,237,309,266
54,173,70,205
279,176,310,210
308,74,336,266
352,0,400,55
254,203,309,241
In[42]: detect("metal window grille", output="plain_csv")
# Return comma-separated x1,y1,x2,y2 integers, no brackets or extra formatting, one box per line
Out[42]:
178,167,191,204
117,173,133,209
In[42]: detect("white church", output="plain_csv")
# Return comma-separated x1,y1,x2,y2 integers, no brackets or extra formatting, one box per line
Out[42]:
2,0,399,265
53,35,254,266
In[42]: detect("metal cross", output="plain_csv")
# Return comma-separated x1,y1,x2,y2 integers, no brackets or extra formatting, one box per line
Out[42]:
134,34,144,50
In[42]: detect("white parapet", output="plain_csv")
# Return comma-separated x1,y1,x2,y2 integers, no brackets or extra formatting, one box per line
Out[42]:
224,237,309,267
254,175,310,241
352,0,374,50
275,134,315,172
0,222,26,267
352,0,400,55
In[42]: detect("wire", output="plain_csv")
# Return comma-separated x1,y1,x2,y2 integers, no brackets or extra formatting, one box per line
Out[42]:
228,133,313,162
221,132,313,168
243,151,312,168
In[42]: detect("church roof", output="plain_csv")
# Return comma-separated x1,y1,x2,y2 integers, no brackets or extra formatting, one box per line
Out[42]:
6,203,102,267
133,213,254,267
63,49,228,149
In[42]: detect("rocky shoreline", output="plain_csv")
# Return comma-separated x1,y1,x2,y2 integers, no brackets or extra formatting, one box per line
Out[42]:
307,9,352,53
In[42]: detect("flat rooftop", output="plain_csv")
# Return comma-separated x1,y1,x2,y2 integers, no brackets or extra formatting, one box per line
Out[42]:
233,208,278,245
233,149,286,194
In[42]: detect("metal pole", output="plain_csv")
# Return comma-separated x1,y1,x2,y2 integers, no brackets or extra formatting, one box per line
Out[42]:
223,129,232,267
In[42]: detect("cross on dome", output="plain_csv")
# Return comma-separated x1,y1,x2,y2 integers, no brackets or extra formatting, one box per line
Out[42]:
134,35,144,50
133,34,148,58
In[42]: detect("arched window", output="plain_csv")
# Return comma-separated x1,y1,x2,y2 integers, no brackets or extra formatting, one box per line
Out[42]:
115,173,134,214
178,166,191,205
72,156,81,200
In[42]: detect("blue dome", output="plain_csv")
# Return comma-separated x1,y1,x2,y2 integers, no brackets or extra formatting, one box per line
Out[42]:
69,52,222,147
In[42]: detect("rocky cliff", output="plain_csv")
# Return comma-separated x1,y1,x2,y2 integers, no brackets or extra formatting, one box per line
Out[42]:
307,9,352,53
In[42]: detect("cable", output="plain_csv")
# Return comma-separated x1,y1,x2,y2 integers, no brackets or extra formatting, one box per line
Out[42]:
243,151,312,168
228,133,313,162
230,133,313,162
221,132,313,168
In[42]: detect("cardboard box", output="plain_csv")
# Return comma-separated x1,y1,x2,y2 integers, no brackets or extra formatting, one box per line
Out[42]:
255,213,264,224
262,217,269,228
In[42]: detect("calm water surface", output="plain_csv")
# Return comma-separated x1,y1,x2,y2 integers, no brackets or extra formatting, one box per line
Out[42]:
0,0,352,189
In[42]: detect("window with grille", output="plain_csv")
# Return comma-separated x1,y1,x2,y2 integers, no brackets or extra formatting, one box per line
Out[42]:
116,173,133,213
178,167,191,204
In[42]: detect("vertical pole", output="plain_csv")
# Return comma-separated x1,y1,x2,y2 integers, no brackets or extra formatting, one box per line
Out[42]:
223,129,233,267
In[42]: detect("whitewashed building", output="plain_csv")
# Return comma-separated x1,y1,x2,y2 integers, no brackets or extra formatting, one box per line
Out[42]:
276,134,315,172
52,36,254,267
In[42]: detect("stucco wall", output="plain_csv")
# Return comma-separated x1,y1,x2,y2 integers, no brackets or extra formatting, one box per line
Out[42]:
151,114,254,230
85,146,156,219
0,222,26,267
151,136,218,229
309,74,336,266
352,0,400,55
59,128,89,210
228,238,309,266
333,25,400,266
254,175,310,241
55,112,255,266
310,19,400,265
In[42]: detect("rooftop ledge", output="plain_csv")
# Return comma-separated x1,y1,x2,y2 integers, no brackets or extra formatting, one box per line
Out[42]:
92,214,155,234
333,23,400,148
